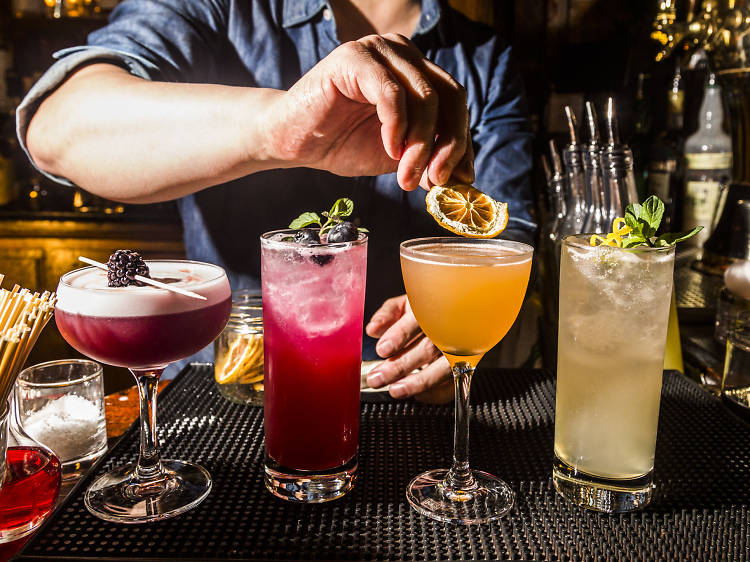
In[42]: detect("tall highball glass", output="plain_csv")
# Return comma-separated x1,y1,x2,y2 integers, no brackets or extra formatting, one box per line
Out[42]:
261,229,367,503
553,235,675,512
400,237,533,524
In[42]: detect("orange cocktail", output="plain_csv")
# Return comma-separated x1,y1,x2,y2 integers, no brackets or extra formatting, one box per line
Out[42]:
401,241,531,365
400,237,532,525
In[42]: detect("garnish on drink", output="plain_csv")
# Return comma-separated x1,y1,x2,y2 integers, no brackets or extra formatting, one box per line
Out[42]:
78,254,207,300
289,197,368,244
425,183,508,238
590,195,702,248
106,249,150,287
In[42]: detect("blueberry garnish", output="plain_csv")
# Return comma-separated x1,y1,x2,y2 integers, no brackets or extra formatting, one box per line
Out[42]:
326,221,358,243
293,229,321,245
310,255,334,267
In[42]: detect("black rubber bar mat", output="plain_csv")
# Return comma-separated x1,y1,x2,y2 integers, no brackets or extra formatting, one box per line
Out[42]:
14,365,750,561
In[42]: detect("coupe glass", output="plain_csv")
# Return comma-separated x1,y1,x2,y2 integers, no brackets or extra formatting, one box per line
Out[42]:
55,260,231,523
400,237,533,524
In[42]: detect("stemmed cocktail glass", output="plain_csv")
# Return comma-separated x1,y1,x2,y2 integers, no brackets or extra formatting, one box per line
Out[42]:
55,260,231,523
400,237,533,524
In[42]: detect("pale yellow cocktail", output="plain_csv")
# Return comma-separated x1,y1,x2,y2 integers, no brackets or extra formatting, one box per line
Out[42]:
554,234,675,512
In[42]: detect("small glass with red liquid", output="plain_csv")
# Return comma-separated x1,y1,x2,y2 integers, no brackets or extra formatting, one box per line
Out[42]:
0,399,61,544
261,229,367,502
55,260,231,523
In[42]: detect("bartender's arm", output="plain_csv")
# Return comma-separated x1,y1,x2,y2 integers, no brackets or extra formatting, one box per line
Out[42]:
25,34,472,203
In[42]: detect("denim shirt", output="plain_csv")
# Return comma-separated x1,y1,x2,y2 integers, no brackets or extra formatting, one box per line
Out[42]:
17,0,535,368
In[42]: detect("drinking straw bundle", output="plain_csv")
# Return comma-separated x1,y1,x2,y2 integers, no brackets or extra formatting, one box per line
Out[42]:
0,274,56,406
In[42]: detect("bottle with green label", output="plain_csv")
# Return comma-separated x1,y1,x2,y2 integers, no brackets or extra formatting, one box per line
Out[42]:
682,72,732,248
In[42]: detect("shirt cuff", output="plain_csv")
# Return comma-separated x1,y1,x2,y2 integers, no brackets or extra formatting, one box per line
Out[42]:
15,46,157,186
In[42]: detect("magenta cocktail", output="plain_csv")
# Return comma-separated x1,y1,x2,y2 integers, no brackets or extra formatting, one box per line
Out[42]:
55,260,231,523
57,303,230,368
261,229,366,502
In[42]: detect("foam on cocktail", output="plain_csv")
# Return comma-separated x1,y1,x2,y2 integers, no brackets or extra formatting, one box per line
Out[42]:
404,242,532,267
56,262,229,317
263,231,366,254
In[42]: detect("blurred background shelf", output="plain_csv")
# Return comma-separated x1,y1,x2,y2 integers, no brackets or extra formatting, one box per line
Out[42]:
0,215,185,393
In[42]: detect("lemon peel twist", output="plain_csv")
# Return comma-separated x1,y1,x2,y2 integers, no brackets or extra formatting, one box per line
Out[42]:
589,218,632,247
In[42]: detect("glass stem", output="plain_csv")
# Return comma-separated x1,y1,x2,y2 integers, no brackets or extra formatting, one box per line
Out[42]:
446,361,476,491
132,368,166,484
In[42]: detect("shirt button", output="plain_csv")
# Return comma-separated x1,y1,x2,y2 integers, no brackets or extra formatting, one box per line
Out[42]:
323,8,332,20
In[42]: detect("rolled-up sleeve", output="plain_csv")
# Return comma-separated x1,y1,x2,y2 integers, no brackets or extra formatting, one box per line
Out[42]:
16,0,230,184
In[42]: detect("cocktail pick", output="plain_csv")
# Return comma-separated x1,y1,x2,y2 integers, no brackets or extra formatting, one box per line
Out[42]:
78,257,207,301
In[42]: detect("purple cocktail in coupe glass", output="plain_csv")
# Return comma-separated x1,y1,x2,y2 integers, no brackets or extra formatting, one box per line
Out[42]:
55,260,231,523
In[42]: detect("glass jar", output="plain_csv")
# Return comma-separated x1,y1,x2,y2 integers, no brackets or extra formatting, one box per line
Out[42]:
214,291,264,405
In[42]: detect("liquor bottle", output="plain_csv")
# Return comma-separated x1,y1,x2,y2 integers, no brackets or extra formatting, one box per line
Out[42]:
647,62,685,232
682,73,732,248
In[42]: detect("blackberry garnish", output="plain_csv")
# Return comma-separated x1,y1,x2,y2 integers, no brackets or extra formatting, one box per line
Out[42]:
107,250,150,287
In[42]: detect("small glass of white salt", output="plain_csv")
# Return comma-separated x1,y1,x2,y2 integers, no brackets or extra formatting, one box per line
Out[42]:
14,359,107,484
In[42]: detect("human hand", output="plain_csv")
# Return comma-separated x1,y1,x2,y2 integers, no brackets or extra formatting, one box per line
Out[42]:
364,295,453,404
265,33,474,191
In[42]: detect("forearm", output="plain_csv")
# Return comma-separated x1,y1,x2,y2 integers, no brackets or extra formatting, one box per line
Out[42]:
25,64,284,204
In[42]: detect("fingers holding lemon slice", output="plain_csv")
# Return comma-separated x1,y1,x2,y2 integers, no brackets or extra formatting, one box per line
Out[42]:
426,183,508,238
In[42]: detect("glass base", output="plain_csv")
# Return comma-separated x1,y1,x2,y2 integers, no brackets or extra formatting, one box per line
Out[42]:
0,518,44,544
406,468,514,524
85,459,211,523
552,455,654,513
62,444,108,484
264,454,356,503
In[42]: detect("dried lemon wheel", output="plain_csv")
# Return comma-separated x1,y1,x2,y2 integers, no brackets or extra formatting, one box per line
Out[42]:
426,183,508,238
215,333,264,385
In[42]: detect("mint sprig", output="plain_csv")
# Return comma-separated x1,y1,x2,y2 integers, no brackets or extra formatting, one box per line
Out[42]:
621,195,702,248
289,197,368,236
